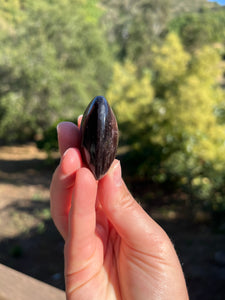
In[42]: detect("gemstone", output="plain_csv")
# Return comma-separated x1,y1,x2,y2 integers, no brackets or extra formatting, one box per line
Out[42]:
80,96,119,180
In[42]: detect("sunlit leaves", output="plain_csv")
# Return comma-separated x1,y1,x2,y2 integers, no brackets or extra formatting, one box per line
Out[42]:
106,33,225,208
0,0,112,142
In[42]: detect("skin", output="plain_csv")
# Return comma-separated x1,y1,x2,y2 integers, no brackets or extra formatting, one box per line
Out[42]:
50,121,189,300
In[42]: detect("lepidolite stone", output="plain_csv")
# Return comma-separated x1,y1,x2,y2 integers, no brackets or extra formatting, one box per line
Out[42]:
80,96,119,180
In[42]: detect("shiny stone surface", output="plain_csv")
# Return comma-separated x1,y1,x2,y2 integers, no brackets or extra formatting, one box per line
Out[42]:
80,96,119,180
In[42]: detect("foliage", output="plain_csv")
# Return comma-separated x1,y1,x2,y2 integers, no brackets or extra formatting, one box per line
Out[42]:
36,121,60,155
107,33,225,213
1,0,225,216
169,8,225,50
100,0,171,65
170,0,218,16
100,0,215,66
0,0,112,142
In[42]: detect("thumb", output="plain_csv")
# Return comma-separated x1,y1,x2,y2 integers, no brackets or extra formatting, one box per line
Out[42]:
98,160,167,251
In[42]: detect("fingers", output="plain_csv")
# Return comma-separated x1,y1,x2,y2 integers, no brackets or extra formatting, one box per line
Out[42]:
98,160,168,252
50,148,82,240
65,167,98,272
51,121,82,239
57,121,81,156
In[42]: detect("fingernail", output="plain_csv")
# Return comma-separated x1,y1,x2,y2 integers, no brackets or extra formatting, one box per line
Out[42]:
77,115,83,128
109,160,122,187
61,148,81,176
56,122,62,135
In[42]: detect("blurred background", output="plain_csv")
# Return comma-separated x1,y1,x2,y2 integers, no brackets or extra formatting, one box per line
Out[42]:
0,0,225,299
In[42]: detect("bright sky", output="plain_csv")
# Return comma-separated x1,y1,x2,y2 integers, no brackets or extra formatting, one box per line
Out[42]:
209,0,225,5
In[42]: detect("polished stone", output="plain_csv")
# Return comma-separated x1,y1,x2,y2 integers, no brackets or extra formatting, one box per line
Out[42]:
80,96,119,180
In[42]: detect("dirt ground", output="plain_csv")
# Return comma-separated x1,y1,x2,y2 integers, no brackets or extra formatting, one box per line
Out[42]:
0,144,225,299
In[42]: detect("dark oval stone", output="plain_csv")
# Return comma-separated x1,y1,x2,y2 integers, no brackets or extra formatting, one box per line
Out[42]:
80,96,119,180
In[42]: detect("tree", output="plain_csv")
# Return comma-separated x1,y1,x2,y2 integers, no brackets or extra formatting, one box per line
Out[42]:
169,7,225,50
107,33,225,213
170,0,217,16
100,0,171,64
100,0,215,66
0,0,113,142
106,60,154,141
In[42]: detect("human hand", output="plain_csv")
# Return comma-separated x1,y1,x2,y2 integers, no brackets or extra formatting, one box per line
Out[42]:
50,121,189,300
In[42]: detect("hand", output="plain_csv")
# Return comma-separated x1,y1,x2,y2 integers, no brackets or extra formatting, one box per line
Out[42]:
50,121,189,300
